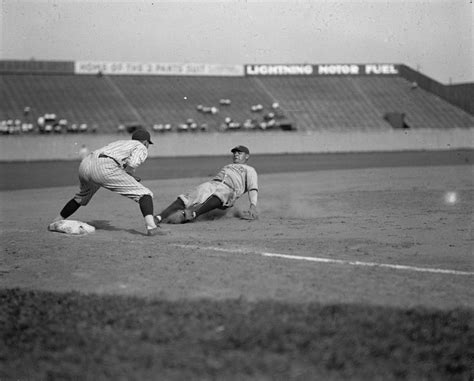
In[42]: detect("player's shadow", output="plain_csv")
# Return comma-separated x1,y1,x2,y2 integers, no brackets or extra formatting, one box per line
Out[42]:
87,220,143,235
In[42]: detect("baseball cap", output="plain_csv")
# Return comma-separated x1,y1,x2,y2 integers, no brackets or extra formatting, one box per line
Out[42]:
231,145,250,154
132,129,153,144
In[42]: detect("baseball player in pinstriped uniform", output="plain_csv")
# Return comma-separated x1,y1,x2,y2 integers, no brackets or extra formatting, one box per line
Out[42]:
155,145,258,223
51,129,167,236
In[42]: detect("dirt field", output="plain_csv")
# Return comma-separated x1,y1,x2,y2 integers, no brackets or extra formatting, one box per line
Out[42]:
1,156,472,309
1,151,473,380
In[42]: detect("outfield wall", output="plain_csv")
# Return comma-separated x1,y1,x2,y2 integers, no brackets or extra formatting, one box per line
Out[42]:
1,129,473,161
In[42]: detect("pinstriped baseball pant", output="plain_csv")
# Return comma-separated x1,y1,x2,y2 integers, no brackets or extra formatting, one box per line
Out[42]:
73,153,153,206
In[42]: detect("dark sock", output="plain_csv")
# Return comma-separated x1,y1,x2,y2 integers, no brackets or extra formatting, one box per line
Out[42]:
158,198,185,219
194,195,223,218
139,195,154,217
60,199,81,219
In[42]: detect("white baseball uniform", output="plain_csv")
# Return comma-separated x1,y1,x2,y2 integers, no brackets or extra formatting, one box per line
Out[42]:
73,140,153,205
179,163,258,208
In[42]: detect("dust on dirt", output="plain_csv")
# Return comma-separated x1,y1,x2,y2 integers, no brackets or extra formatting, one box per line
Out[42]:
1,165,473,309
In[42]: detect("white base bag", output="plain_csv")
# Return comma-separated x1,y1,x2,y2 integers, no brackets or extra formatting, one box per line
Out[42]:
48,220,95,235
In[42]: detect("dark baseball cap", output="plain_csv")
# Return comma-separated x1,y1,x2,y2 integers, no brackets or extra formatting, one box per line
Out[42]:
231,145,250,154
132,129,153,144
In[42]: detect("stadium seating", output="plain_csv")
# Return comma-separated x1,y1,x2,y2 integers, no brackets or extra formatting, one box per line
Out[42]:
257,76,473,130
1,73,472,134
1,74,137,133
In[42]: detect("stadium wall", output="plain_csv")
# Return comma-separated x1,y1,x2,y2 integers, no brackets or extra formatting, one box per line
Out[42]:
0,60,74,74
1,129,473,161
398,65,473,115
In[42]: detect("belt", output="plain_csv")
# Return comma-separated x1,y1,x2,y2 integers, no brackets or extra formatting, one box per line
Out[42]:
213,178,234,190
99,153,122,167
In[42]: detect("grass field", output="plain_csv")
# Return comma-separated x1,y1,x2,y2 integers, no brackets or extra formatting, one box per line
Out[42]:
1,152,473,380
2,288,471,380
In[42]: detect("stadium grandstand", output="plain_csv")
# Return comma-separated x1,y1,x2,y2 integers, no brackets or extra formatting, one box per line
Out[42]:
1,60,472,136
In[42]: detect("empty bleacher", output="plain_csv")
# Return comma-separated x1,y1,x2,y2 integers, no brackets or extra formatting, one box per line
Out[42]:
110,75,275,130
1,74,137,132
257,76,473,130
1,72,472,135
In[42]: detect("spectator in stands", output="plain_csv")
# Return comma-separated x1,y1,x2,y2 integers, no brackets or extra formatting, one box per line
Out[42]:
9,121,21,135
177,123,189,132
266,119,276,128
53,123,63,134
263,112,275,122
228,121,241,130
0,121,8,135
67,123,77,134
21,123,32,133
243,119,257,130
117,124,126,134
200,106,219,115
37,116,45,133
79,144,89,160
41,113,56,134
189,122,198,132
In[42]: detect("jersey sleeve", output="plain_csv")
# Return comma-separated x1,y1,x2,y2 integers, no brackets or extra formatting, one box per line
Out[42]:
246,166,258,192
126,144,148,169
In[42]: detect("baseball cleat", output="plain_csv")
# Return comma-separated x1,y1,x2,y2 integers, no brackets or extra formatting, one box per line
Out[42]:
147,225,169,236
183,209,196,222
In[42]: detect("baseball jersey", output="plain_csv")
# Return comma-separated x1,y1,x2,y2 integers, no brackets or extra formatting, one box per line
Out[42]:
96,140,148,169
213,163,258,198
74,140,152,205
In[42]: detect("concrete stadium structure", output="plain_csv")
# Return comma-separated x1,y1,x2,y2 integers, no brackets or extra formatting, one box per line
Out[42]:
1,60,472,160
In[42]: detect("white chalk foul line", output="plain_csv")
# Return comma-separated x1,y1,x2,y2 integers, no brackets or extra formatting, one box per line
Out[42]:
174,244,474,276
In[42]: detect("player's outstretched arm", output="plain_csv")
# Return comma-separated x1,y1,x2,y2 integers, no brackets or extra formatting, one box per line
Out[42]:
247,189,259,219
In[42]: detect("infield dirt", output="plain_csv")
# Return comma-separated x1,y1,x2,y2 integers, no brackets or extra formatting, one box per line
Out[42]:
1,153,473,380
1,163,472,309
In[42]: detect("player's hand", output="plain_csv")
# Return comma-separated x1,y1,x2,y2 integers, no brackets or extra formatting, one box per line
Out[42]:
247,204,258,220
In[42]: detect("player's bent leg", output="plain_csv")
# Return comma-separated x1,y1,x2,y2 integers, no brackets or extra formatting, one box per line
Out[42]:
53,198,81,222
138,195,169,236
185,195,223,222
74,181,100,207
155,198,186,223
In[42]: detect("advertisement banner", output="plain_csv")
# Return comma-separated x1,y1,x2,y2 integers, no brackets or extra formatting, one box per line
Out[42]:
245,63,399,76
74,61,244,76
315,64,399,76
246,64,314,76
